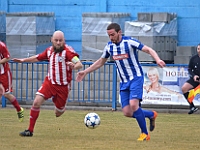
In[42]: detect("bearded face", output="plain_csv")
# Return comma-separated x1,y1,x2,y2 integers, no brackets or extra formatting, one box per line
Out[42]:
53,45,64,53
107,29,121,44
51,31,66,53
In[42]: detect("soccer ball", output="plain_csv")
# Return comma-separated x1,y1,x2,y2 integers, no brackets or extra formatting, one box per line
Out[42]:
84,112,100,129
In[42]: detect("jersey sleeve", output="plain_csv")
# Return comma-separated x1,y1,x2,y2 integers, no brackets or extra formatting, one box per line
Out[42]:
65,45,79,61
37,48,49,61
101,43,110,59
129,37,144,50
0,42,10,58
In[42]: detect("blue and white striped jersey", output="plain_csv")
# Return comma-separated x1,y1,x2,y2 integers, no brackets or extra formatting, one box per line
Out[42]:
101,36,144,83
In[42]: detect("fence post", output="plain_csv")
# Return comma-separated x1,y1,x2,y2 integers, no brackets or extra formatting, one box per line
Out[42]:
1,96,6,108
112,64,117,110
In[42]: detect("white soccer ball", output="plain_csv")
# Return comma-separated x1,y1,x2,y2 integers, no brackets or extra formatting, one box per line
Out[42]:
84,112,100,129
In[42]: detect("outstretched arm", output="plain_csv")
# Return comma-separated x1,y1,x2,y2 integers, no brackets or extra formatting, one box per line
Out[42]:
142,45,166,68
76,58,107,82
12,55,39,63
0,58,10,64
85,58,107,74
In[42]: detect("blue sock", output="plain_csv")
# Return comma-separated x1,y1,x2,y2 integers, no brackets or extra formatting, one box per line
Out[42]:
132,109,154,119
142,109,154,119
133,107,148,135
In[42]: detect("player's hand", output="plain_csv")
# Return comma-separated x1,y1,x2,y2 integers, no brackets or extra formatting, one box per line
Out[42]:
76,71,87,82
156,60,166,68
194,75,199,82
12,58,24,63
66,62,75,69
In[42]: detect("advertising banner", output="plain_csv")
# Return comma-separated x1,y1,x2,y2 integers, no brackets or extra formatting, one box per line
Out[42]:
142,66,200,106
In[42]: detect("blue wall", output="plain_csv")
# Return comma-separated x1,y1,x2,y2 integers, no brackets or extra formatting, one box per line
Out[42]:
1,0,200,57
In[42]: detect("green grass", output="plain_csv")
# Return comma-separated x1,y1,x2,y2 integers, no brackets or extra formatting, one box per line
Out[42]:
0,108,200,150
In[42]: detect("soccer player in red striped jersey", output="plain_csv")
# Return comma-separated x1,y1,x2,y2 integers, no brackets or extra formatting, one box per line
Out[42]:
13,30,83,137
0,41,24,122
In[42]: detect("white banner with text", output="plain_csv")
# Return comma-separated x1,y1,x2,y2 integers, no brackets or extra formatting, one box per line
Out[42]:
141,66,200,106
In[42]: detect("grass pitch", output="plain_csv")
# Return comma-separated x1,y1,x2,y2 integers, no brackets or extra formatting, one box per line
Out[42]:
0,108,200,150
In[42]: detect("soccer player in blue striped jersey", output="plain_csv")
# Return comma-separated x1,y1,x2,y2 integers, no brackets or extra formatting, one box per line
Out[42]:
76,23,165,141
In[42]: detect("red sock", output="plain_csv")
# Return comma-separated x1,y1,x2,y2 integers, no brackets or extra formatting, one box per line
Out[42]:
11,98,21,112
28,107,40,133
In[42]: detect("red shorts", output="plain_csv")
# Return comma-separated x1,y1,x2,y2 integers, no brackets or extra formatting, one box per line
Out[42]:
0,70,12,93
37,76,69,110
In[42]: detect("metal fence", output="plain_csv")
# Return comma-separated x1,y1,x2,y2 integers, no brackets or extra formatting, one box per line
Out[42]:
1,61,118,110
1,61,189,110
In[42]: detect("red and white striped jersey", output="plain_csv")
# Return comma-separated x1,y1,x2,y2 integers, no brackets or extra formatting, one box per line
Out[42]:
37,44,79,85
0,42,10,75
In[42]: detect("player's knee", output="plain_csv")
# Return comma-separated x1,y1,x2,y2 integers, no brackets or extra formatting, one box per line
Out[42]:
122,105,133,117
181,84,190,93
130,103,139,112
32,95,45,108
123,112,132,117
32,100,42,108
182,87,188,93
55,107,66,117
55,111,64,117
3,93,14,100
2,93,7,98
122,109,133,117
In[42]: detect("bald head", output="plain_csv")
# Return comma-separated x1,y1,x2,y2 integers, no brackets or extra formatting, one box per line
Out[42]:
52,30,65,40
51,30,65,53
